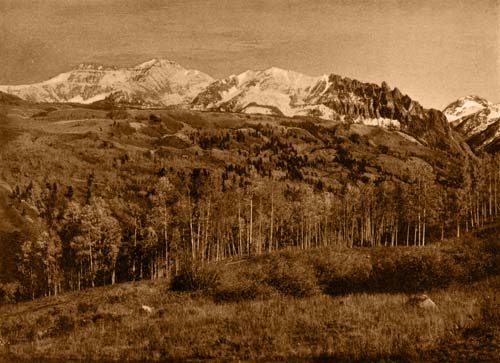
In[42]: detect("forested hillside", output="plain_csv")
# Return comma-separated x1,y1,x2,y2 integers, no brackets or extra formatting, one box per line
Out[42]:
0,100,499,301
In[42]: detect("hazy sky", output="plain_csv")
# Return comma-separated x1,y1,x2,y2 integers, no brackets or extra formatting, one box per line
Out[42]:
0,0,498,109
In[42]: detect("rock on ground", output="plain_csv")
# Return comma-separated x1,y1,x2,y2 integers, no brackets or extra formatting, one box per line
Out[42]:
407,294,437,309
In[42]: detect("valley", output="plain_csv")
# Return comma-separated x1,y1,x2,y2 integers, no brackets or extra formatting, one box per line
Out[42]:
1,0,498,361
0,62,498,362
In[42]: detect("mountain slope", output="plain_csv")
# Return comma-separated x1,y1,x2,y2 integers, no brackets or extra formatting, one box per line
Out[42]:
191,68,406,128
443,95,492,123
311,75,454,148
0,61,467,153
194,70,461,152
443,96,500,152
0,91,25,106
0,59,214,106
192,67,333,118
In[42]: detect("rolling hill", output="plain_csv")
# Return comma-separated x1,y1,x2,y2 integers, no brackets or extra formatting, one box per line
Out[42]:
0,59,469,156
0,62,494,310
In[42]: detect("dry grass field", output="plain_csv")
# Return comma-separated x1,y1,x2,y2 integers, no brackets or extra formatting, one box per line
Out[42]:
0,228,498,362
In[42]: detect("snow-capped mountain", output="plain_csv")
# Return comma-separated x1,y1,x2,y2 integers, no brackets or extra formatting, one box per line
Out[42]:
192,67,335,119
0,59,214,106
191,68,441,131
0,60,457,150
193,69,454,144
443,96,500,152
443,95,492,123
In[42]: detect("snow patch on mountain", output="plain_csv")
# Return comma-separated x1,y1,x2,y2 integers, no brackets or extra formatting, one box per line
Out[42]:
191,67,416,132
243,106,274,115
0,60,439,134
69,93,111,104
443,95,491,122
361,118,400,129
0,59,214,106
445,96,500,136
192,67,332,119
444,95,500,151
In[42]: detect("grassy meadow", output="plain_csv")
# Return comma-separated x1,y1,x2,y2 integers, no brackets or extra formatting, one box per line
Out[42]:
0,227,499,362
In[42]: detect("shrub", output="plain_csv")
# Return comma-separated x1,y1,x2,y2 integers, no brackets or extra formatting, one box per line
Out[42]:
370,250,459,293
377,144,390,154
322,266,372,295
480,291,500,327
315,252,372,295
475,234,500,276
90,313,122,324
457,250,495,283
212,281,273,303
170,263,220,292
314,248,481,296
349,132,363,144
105,293,126,304
31,111,48,118
149,114,161,123
106,109,130,120
0,283,21,304
483,236,500,256
77,302,98,314
134,114,149,122
212,283,257,303
264,258,318,297
53,314,76,335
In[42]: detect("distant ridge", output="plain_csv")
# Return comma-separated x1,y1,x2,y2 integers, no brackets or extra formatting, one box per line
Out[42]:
443,95,500,152
0,59,214,106
0,91,25,106
0,59,464,152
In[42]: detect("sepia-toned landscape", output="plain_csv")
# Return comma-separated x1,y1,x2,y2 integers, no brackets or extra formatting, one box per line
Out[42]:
0,1,499,362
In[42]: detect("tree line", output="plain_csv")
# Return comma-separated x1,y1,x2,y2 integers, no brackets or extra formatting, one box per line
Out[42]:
4,151,500,301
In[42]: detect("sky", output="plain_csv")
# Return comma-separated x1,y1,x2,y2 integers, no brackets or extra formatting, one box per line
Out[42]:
0,0,498,109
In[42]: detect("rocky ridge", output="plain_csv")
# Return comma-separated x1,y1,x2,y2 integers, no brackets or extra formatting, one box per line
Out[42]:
443,96,500,152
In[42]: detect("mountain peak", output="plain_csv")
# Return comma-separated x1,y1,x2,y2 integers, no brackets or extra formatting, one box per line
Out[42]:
263,66,289,75
75,62,117,71
460,95,490,104
444,95,500,151
445,95,491,108
134,58,183,70
0,59,213,105
443,95,491,122
261,66,316,80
